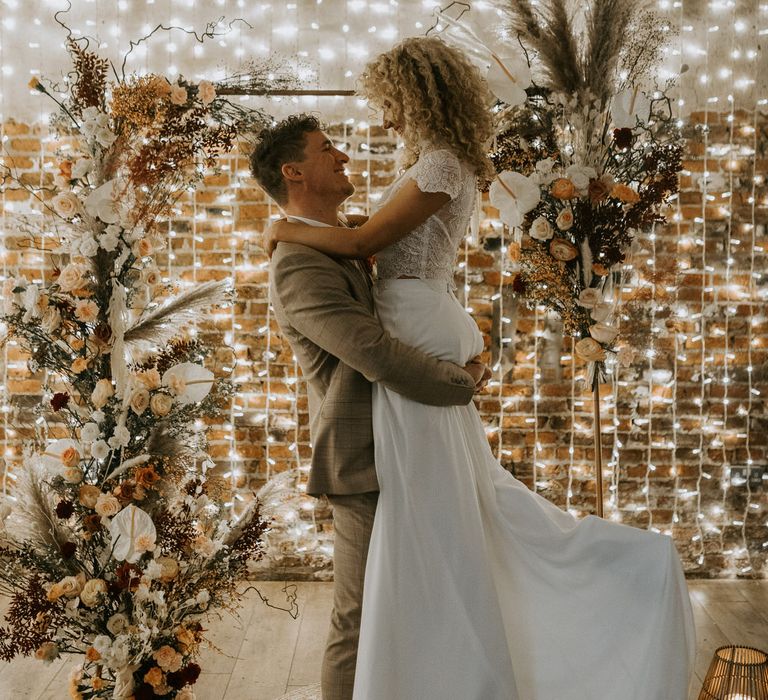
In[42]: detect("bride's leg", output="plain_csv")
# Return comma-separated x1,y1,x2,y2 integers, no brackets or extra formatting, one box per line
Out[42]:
321,491,378,700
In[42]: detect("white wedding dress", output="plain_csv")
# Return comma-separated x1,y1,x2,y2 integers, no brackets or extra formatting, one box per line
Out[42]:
351,149,696,700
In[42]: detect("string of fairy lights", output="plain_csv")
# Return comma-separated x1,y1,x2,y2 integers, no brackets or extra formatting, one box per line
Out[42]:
0,0,764,576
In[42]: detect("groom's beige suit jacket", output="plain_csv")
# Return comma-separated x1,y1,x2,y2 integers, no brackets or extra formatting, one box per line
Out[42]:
270,237,475,497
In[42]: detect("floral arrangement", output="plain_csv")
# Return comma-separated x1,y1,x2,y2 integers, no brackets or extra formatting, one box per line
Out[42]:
470,0,683,379
0,33,283,699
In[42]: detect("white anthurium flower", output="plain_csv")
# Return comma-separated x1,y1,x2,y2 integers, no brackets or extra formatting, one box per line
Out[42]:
84,179,120,224
589,322,620,345
41,439,80,473
162,363,215,405
109,505,156,564
486,54,531,107
489,172,541,229
590,302,613,322
611,87,652,129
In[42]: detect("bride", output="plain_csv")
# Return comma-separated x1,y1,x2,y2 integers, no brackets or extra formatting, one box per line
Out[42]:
267,36,695,700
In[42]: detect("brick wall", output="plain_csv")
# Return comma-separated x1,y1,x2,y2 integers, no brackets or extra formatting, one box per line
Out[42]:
1,113,766,579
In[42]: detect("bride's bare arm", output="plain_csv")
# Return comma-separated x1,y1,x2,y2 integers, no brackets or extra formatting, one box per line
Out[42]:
265,180,449,258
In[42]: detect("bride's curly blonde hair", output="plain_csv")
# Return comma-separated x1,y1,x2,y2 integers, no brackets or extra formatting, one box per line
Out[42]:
358,36,494,183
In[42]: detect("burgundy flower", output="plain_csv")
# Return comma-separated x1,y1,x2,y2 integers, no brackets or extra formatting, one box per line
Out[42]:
613,128,634,150
133,684,154,700
511,273,527,295
51,392,70,412
55,500,74,519
60,541,77,559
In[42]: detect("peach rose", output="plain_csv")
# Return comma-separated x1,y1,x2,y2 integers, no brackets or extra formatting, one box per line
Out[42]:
574,337,606,362
79,484,102,508
144,666,165,688
71,357,89,374
610,183,640,203
135,368,161,390
51,192,81,219
61,446,81,468
63,467,84,484
170,85,188,106
549,238,578,262
80,578,108,608
153,645,183,673
555,207,574,231
94,493,121,517
198,79,216,105
134,238,154,257
35,642,59,662
74,299,99,323
130,388,150,416
150,393,173,417
58,573,85,599
57,263,87,292
550,178,577,199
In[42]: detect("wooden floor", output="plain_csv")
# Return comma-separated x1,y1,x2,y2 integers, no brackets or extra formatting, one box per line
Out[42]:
1,580,766,699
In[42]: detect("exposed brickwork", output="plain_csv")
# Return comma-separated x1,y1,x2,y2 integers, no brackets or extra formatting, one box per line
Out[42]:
1,114,766,579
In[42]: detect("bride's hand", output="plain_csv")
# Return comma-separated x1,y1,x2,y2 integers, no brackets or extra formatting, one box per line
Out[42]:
263,218,290,258
463,356,491,392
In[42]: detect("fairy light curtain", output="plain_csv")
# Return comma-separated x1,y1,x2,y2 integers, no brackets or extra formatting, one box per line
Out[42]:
0,0,766,578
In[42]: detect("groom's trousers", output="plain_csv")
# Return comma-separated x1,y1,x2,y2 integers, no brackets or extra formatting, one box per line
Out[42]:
321,491,379,700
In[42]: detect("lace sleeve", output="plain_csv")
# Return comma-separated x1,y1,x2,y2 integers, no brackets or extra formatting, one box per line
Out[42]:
409,149,463,200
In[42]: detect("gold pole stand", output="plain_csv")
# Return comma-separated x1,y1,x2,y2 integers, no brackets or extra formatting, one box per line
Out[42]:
593,376,605,518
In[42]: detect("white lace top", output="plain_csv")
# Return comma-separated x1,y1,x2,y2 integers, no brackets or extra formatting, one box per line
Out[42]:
375,148,476,283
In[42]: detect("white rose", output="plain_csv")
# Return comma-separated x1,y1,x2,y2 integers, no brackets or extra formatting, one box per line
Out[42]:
78,236,99,258
92,634,112,656
91,379,114,409
51,192,81,219
80,578,107,608
92,409,105,423
57,263,87,292
150,393,173,417
196,589,210,610
589,322,619,345
80,423,100,442
95,493,121,517
141,266,161,286
41,307,61,334
99,231,120,252
106,613,129,636
91,440,110,460
95,126,116,148
565,164,597,192
590,302,613,322
71,157,93,180
577,288,602,309
529,216,553,241
533,157,557,185
555,207,574,231
108,425,131,449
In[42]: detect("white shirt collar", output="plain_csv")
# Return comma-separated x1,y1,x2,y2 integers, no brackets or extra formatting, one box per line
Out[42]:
285,212,349,228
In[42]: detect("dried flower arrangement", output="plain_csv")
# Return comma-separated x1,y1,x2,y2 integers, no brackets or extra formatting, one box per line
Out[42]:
471,0,684,377
0,27,294,699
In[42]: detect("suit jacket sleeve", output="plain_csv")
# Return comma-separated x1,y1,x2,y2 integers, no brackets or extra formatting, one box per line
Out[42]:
272,246,475,406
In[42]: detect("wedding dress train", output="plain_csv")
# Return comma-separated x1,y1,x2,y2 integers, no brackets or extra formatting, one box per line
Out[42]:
351,279,695,700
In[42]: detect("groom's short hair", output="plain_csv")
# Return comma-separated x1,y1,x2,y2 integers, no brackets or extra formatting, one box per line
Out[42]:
250,114,322,205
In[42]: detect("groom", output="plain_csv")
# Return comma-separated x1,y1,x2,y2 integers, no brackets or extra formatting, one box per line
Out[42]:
250,114,488,700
